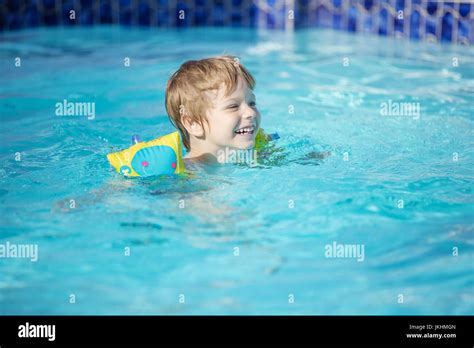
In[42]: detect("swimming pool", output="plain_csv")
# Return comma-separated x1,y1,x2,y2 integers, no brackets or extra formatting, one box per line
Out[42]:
0,26,473,315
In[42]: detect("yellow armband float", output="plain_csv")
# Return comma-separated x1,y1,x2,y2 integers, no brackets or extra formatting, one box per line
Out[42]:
255,127,279,150
107,131,185,177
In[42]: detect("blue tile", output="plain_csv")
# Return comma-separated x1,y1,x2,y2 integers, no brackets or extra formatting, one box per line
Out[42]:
425,17,437,37
294,7,305,29
138,2,151,25
427,1,438,15
232,12,242,25
378,8,388,36
156,10,170,27
176,4,189,27
62,9,74,25
120,9,132,25
99,2,113,24
394,11,404,33
5,0,23,13
364,0,374,11
120,0,132,7
266,12,276,29
459,3,471,18
410,10,421,39
213,5,225,26
80,9,94,25
0,9,6,31
332,14,342,30
395,0,405,11
458,18,469,41
316,6,332,28
248,4,257,27
348,6,357,32
81,0,95,9
43,0,56,9
7,14,23,30
195,9,207,25
441,11,453,41
44,15,58,26
25,10,40,27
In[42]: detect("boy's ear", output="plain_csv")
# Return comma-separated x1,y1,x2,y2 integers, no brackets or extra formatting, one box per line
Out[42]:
182,115,205,138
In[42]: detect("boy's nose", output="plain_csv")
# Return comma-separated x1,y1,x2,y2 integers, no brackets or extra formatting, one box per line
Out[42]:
242,104,257,119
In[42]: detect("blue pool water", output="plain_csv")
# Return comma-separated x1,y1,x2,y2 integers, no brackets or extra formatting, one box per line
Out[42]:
0,26,473,315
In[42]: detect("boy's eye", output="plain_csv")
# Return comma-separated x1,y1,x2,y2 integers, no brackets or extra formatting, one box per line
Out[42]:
249,101,257,107
228,104,239,109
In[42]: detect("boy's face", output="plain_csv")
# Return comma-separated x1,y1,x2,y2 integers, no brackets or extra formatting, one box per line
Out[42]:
203,76,260,152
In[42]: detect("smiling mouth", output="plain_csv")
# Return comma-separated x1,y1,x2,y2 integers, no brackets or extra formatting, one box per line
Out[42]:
234,126,256,135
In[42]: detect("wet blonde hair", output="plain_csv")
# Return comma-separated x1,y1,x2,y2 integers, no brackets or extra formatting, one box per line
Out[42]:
165,55,255,150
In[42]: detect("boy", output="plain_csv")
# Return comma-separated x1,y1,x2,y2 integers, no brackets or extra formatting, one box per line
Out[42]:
165,55,261,163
